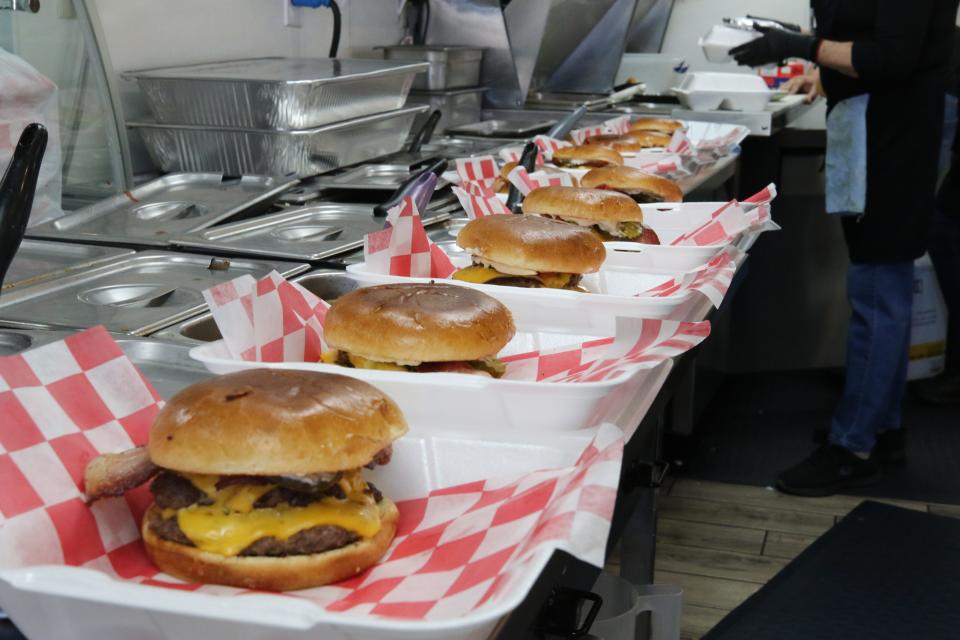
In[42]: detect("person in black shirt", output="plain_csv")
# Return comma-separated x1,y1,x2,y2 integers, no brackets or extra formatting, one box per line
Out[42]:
731,0,959,496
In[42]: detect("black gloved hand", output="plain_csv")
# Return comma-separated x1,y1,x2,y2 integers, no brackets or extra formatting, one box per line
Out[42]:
730,26,819,67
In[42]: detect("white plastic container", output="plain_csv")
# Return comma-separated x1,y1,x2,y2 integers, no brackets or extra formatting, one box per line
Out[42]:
699,25,761,63
616,54,687,95
192,328,676,435
909,253,949,380
674,72,772,112
345,260,715,332
0,425,599,640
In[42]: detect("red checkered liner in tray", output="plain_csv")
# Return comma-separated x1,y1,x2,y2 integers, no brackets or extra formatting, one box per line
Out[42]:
0,326,626,628
452,185,511,219
363,197,456,279
505,165,575,196
569,116,632,145
498,136,571,165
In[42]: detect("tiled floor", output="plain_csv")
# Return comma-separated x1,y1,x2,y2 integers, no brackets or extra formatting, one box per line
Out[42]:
609,478,957,640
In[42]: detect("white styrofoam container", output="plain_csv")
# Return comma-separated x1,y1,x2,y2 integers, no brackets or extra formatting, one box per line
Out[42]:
674,72,772,112
908,253,948,380
0,425,600,640
345,262,713,334
616,54,687,95
192,330,674,436
698,25,761,63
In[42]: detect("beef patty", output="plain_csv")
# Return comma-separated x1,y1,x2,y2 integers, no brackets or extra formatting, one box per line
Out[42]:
148,471,384,556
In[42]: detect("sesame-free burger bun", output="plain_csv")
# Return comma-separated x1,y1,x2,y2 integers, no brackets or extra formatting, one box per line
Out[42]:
323,283,516,364
457,214,605,274
551,144,623,167
523,186,644,223
628,117,685,134
142,498,399,591
580,167,683,203
148,369,407,476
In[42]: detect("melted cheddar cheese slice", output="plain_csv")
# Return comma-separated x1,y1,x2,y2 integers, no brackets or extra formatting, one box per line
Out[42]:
451,265,505,284
170,472,381,557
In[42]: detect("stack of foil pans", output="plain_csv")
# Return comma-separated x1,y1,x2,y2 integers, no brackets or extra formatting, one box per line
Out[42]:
126,57,429,176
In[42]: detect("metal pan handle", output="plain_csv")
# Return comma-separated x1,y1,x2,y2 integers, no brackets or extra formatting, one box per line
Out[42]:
0,123,47,294
407,109,443,153
506,141,538,214
373,157,448,218
548,104,588,140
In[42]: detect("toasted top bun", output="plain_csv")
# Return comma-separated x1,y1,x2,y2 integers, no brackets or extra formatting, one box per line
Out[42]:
324,283,516,364
580,167,683,202
458,214,605,274
551,144,623,166
523,186,643,223
149,369,407,475
629,117,685,133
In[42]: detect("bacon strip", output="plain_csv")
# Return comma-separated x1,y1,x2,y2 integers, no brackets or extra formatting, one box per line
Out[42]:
84,446,159,501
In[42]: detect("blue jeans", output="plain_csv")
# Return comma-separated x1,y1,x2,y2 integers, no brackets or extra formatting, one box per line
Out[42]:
830,261,914,452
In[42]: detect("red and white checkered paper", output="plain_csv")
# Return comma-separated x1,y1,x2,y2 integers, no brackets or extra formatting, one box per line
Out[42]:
203,271,329,363
623,152,691,180
454,156,500,188
505,165,576,196
569,116,632,145
640,249,742,307
364,197,456,279
0,326,626,623
501,317,710,383
452,185,511,219
669,185,780,246
499,136,572,165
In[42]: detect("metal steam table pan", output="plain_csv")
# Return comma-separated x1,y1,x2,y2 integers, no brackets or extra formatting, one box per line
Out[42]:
0,328,211,400
25,173,295,248
131,106,430,177
378,46,483,91
0,251,308,336
3,240,134,292
127,57,429,130
444,118,556,138
171,203,452,262
313,164,451,191
153,269,359,345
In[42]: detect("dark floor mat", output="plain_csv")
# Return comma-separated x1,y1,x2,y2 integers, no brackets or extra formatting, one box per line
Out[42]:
703,502,960,640
674,370,960,505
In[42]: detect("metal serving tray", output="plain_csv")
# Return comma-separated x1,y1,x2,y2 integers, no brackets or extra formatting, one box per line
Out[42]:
445,118,556,138
132,106,429,177
153,269,359,345
3,240,134,292
407,86,485,132
0,252,308,336
313,164,452,191
171,203,452,262
379,45,482,91
25,173,295,248
128,57,429,130
0,328,211,399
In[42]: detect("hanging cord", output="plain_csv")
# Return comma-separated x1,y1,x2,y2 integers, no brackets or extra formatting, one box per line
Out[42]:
328,0,341,58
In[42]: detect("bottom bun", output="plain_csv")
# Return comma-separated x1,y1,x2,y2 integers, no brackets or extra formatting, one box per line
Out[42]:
142,499,399,591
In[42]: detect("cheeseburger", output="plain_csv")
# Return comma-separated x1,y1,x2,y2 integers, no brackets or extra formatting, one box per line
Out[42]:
580,166,683,203
83,369,405,591
491,161,570,193
453,214,605,291
321,283,515,377
550,144,623,169
628,117,685,134
522,185,661,244
594,132,672,152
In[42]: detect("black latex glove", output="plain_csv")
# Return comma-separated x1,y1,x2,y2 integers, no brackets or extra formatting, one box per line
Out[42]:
730,26,818,67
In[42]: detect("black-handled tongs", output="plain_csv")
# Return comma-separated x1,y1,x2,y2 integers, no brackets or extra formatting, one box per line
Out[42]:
505,141,538,214
373,157,448,218
407,109,442,154
0,123,48,296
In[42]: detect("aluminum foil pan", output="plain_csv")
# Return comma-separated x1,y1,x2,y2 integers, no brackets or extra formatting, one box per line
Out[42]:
131,106,429,177
127,58,429,130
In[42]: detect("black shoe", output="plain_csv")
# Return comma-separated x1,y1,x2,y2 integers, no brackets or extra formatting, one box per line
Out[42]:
811,428,906,465
776,445,881,497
